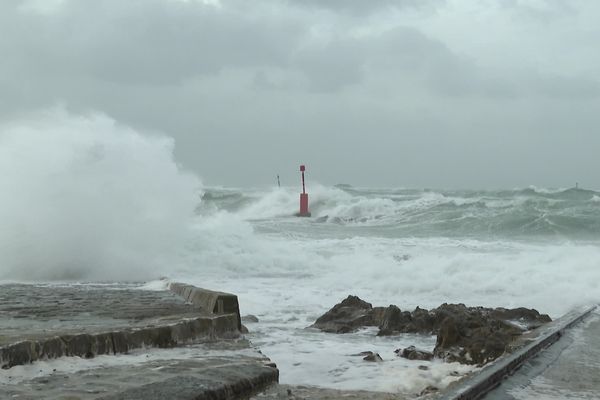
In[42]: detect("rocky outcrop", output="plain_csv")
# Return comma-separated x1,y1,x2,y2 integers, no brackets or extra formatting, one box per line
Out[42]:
311,296,552,366
378,305,436,336
309,296,385,333
431,303,552,365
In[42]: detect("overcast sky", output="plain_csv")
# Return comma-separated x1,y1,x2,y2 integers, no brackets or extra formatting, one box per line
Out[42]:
1,0,599,188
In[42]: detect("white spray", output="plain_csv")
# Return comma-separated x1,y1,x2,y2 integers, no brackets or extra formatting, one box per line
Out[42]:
0,108,200,281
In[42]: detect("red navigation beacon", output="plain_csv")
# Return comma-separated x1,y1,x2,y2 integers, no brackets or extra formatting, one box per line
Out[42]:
297,165,311,217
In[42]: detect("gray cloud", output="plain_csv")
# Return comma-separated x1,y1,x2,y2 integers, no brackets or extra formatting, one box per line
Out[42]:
289,0,444,15
1,0,600,188
0,1,301,85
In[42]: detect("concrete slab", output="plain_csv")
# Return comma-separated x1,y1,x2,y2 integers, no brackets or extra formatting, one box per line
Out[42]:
0,340,278,400
0,283,279,399
0,283,203,344
0,283,241,369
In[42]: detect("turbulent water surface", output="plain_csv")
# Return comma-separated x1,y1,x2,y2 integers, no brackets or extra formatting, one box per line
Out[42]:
176,184,600,393
1,112,599,395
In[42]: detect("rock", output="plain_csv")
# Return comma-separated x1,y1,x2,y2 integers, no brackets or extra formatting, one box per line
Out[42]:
490,307,552,330
407,306,436,334
419,386,439,396
377,305,412,336
433,313,523,366
351,351,383,362
418,365,429,371
361,352,383,362
312,297,552,366
395,346,433,361
436,317,460,348
242,315,259,323
310,295,382,334
377,305,437,336
240,324,249,334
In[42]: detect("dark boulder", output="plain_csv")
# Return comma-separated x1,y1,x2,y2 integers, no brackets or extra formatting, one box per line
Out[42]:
310,295,382,334
351,351,384,362
427,303,552,365
395,346,433,361
360,351,383,362
377,305,412,336
378,305,436,336
433,315,523,365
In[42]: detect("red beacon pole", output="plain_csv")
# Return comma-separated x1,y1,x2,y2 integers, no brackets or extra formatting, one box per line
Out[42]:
297,165,311,217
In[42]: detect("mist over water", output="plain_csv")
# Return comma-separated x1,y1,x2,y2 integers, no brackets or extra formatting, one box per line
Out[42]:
0,108,200,281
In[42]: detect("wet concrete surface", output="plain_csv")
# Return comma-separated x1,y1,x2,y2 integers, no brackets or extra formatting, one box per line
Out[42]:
1,340,278,400
0,284,278,399
0,283,204,346
485,309,600,400
252,384,403,400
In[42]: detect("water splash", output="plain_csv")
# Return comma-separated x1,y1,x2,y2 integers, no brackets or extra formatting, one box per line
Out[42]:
0,108,200,281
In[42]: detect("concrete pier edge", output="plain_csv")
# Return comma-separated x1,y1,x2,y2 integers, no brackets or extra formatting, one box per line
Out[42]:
1,283,281,400
168,282,243,330
0,283,244,370
437,304,598,400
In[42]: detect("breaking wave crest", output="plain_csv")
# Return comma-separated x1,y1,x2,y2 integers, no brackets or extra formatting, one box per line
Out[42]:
198,185,600,239
0,108,200,281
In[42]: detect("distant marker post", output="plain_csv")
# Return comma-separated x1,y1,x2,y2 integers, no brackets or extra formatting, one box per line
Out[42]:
297,165,311,217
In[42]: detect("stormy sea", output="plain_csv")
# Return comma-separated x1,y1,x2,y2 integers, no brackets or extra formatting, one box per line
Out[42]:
1,111,599,393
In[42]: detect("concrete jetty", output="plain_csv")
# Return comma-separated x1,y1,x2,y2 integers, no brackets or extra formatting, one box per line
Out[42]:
0,282,278,399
